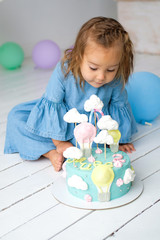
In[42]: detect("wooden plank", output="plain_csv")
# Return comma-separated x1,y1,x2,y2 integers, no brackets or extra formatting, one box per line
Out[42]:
0,187,59,238
0,59,52,88
0,154,23,172
0,158,51,190
0,131,7,155
0,75,47,100
107,201,160,240
1,203,91,240
0,73,52,124
0,166,60,212
132,115,160,142
2,171,160,240
132,147,160,181
129,128,160,162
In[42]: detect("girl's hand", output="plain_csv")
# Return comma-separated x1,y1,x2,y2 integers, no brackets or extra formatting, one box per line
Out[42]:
119,143,136,153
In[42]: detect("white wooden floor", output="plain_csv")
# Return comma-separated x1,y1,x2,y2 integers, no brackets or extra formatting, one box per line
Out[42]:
0,54,160,240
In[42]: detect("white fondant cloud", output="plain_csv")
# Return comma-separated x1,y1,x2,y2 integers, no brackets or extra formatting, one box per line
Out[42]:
63,108,88,123
63,147,83,159
123,168,135,184
94,130,114,144
84,95,104,112
97,115,119,130
68,175,88,190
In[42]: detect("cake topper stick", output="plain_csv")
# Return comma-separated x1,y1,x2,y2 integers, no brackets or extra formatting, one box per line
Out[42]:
145,121,152,126
89,109,105,152
74,122,77,148
94,109,104,150
94,111,98,149
104,143,106,160
94,130,114,159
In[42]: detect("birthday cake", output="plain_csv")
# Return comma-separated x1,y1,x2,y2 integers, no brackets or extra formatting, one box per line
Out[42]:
62,95,135,202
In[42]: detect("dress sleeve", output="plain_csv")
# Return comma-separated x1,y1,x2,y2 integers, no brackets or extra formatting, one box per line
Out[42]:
109,79,137,143
26,62,74,141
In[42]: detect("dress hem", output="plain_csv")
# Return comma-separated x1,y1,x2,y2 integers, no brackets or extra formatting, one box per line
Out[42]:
4,148,52,161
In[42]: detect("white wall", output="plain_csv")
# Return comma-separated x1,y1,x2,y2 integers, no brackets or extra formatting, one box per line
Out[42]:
0,0,117,57
117,1,160,54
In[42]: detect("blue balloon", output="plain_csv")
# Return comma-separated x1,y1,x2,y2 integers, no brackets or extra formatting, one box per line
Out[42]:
126,72,160,124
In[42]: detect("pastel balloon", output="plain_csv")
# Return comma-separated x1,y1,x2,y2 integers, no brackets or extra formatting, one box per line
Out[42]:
0,42,24,70
108,130,121,143
91,165,114,187
32,40,61,69
74,122,96,143
126,72,160,124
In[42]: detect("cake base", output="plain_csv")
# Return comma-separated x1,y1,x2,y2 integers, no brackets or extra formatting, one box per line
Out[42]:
51,176,143,210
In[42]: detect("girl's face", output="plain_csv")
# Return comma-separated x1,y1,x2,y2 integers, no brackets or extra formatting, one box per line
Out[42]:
80,41,122,88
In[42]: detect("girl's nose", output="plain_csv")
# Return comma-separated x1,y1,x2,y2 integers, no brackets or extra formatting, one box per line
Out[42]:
97,72,105,81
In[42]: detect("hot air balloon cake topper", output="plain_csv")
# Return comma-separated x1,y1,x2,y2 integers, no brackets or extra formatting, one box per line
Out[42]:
61,95,137,204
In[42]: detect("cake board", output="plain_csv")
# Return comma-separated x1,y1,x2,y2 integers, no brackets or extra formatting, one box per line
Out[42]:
51,177,143,210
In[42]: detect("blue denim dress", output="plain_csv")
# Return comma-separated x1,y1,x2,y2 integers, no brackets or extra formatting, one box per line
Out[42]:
4,62,137,160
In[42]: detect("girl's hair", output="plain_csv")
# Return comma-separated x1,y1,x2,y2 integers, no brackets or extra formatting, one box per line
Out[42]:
61,17,134,88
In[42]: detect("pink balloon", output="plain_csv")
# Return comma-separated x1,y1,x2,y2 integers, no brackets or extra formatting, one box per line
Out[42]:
32,40,61,69
74,122,96,143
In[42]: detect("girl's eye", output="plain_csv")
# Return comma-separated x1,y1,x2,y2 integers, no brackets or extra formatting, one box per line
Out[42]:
89,66,97,71
107,69,115,72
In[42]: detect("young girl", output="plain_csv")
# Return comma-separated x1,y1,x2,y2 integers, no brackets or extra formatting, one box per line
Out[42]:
4,17,137,172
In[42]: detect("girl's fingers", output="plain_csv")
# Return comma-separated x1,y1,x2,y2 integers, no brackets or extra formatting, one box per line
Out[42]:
119,143,136,153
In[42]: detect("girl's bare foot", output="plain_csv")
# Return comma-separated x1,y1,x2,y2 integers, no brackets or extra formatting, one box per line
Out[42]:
43,150,64,172
56,141,73,154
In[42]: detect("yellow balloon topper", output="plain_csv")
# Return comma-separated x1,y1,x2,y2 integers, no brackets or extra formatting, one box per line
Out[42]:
108,130,121,143
91,165,114,187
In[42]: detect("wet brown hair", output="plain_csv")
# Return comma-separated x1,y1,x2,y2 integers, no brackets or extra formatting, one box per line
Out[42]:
61,17,134,88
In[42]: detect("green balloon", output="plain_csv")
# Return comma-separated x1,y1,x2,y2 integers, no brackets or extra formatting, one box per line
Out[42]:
0,42,24,70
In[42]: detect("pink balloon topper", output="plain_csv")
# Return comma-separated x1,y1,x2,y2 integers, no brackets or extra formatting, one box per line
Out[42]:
74,122,96,143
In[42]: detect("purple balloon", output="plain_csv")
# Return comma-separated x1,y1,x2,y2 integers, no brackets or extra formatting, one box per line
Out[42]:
32,40,61,69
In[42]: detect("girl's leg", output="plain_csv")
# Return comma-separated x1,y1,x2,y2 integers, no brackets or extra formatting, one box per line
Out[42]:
43,150,64,172
43,141,73,172
4,102,56,161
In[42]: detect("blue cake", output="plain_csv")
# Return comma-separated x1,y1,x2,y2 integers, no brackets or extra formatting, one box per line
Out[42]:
65,147,135,202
